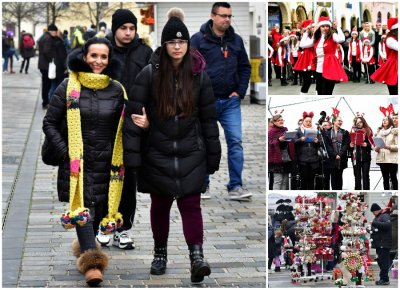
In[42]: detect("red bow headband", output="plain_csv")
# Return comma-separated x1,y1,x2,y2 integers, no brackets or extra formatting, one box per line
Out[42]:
274,109,284,115
379,103,394,117
332,107,340,117
356,112,365,118
302,111,314,118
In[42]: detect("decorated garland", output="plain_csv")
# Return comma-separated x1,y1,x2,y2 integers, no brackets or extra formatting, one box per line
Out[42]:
61,71,127,234
343,252,363,272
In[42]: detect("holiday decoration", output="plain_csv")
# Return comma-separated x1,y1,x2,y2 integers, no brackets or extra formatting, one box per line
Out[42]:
334,193,374,287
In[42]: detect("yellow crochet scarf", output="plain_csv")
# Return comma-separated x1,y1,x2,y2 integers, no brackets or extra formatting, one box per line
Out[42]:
60,71,127,234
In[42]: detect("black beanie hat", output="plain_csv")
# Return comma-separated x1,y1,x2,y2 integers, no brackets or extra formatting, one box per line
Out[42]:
161,13,190,44
370,203,381,212
111,9,137,36
48,23,58,32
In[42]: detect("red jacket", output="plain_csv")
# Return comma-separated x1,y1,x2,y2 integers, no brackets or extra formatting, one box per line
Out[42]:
314,36,348,82
371,36,398,85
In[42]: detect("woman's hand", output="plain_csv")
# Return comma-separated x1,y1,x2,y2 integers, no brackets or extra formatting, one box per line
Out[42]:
131,107,149,129
375,147,380,152
350,142,354,148
361,142,367,147
300,137,306,142
279,136,286,142
313,138,319,143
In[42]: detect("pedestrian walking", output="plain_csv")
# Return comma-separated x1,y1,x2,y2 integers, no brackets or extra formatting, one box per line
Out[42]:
62,30,72,54
38,24,67,109
349,115,373,190
313,17,348,95
273,229,284,272
370,203,392,286
371,17,398,95
268,216,276,273
96,8,153,250
374,113,398,190
19,31,35,74
42,37,135,286
191,2,251,200
71,26,85,50
123,9,221,283
294,20,316,94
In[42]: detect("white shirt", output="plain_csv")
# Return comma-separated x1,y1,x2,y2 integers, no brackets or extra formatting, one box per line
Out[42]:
299,32,313,48
316,28,345,73
386,37,399,51
268,43,274,58
361,46,373,63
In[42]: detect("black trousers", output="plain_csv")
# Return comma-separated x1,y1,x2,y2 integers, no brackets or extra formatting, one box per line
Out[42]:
40,69,51,107
387,84,398,95
300,70,313,93
364,63,375,81
273,51,281,79
117,169,137,231
351,56,361,81
379,163,398,190
299,163,319,190
20,57,31,73
76,202,108,252
353,160,370,190
268,58,272,81
316,72,336,95
291,57,298,81
376,248,390,282
323,167,333,190
331,168,344,190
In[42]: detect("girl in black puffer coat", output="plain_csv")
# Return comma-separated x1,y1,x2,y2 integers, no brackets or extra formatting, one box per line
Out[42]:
123,10,221,284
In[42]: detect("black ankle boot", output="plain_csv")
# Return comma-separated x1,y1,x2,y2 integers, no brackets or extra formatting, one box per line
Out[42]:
150,243,167,275
280,79,288,86
189,245,211,283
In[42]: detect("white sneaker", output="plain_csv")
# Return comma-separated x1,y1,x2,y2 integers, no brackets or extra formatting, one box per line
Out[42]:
96,230,113,247
113,230,135,250
228,186,252,201
201,185,211,199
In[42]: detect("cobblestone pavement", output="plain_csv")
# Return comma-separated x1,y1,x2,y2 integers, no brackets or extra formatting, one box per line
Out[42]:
2,58,266,288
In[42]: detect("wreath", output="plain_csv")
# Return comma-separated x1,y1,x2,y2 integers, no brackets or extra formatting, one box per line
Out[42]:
343,252,363,272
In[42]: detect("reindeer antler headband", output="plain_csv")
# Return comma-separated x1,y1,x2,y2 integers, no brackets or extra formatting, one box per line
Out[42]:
379,103,394,117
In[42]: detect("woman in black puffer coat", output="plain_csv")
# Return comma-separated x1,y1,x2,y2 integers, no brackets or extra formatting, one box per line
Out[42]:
123,11,221,284
42,37,144,286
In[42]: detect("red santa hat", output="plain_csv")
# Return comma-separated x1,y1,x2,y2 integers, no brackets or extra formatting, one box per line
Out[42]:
363,38,371,45
289,31,297,37
318,16,331,28
301,19,313,29
351,28,358,36
388,17,398,31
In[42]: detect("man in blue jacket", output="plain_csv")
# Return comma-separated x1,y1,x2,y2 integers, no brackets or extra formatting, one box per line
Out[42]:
191,2,251,201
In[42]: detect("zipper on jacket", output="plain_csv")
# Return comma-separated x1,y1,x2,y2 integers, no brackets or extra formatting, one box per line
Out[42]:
173,115,181,198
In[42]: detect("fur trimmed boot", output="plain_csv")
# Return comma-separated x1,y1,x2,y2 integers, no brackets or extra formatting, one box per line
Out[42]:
189,245,211,283
76,249,109,287
150,243,168,275
71,239,101,258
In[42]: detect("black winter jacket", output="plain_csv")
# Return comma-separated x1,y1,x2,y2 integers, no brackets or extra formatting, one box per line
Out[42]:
42,49,125,207
294,128,321,166
106,33,152,93
371,211,392,249
123,48,221,198
38,32,67,79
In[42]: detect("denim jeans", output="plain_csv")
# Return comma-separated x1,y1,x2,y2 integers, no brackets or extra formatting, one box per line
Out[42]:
2,49,15,71
376,247,390,282
48,78,63,103
207,96,243,191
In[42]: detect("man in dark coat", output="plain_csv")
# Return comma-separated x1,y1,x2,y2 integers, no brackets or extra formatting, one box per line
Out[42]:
370,203,392,285
191,2,251,200
97,8,152,250
38,24,67,109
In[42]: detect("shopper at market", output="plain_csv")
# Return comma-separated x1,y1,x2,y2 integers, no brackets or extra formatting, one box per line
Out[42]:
370,203,392,286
